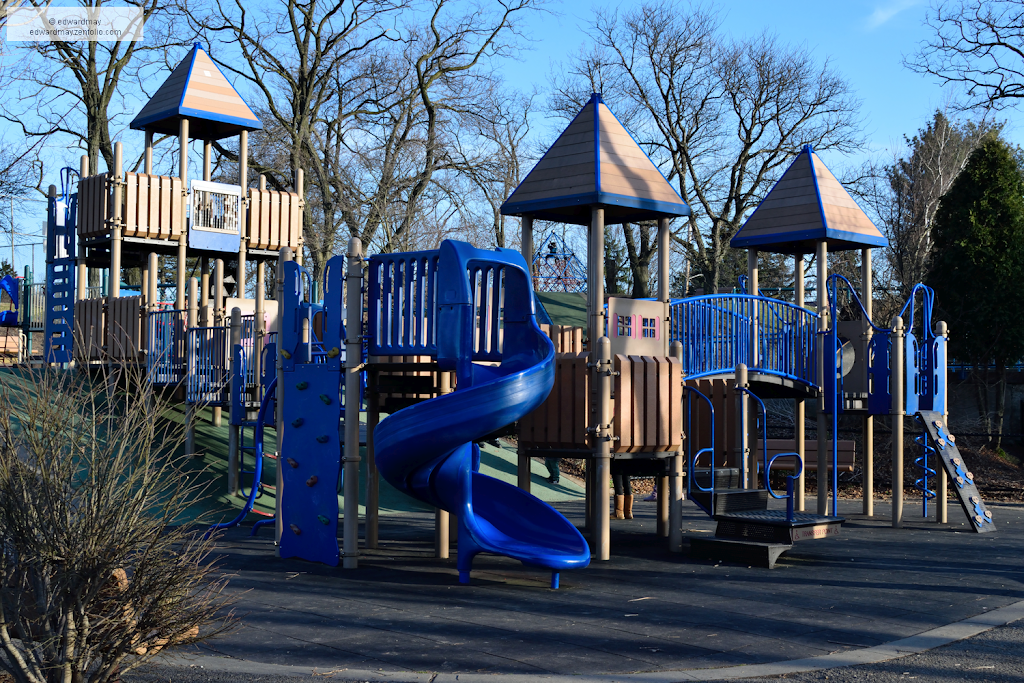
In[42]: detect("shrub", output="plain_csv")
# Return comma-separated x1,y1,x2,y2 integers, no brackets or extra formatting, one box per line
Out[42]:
0,368,236,683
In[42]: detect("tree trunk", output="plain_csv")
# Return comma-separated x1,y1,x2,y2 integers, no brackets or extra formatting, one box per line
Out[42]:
995,362,1007,450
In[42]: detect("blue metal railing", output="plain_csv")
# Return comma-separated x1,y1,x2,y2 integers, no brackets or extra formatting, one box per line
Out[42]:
368,250,440,356
670,294,818,385
186,325,229,405
147,309,187,385
684,385,716,514
913,415,938,516
738,385,802,522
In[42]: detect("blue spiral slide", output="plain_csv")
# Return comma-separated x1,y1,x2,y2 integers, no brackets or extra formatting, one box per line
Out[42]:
374,241,590,587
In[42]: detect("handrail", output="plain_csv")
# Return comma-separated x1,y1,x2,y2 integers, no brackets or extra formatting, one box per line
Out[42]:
670,294,818,386
737,386,769,490
684,385,716,499
739,384,803,522
206,376,277,537
913,415,937,516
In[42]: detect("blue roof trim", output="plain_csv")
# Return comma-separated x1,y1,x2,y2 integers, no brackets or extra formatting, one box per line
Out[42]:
731,226,888,249
593,93,602,195
501,190,690,217
500,100,597,214
732,147,809,243
805,145,830,233
180,44,198,110
599,94,688,207
130,106,262,132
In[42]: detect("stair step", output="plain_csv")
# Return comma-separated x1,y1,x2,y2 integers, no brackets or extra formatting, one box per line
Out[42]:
689,537,791,569
714,511,845,544
691,488,769,515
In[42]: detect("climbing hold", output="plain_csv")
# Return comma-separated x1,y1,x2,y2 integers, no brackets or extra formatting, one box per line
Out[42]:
296,381,308,390
327,347,340,358
956,476,964,487
970,496,979,504
316,435,329,444
966,471,974,481
948,433,956,443
320,394,332,405
306,475,318,487
290,524,301,536
292,418,304,428
933,420,943,429
985,510,993,519
952,457,961,466
286,457,299,468
318,515,330,525
281,349,292,359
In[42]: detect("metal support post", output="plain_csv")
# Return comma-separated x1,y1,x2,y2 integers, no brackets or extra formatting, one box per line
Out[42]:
275,248,293,550
343,238,363,569
795,253,805,511
435,370,452,558
176,119,188,311
185,276,199,458
228,307,242,495
862,247,874,516
816,240,829,515
593,336,612,561
736,363,750,488
937,320,949,524
669,342,684,552
891,315,905,528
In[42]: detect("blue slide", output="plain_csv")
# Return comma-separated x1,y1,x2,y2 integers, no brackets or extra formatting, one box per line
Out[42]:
374,241,590,587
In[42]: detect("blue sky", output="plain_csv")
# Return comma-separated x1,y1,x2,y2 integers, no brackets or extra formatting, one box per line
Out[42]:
7,0,1024,276
501,0,1024,165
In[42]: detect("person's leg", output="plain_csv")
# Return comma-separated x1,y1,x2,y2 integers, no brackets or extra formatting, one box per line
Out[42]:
544,457,560,483
612,474,625,519
624,475,634,519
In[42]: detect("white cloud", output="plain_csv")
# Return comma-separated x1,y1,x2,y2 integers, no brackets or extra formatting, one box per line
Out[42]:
866,0,920,29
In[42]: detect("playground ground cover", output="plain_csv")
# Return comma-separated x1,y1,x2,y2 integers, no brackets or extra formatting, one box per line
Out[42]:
127,495,1024,681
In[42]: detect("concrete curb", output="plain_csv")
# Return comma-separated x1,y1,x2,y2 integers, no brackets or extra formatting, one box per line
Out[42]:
153,598,1024,682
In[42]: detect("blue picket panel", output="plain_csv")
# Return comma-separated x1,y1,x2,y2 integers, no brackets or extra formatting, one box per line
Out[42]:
186,325,229,405
147,309,187,385
368,251,439,356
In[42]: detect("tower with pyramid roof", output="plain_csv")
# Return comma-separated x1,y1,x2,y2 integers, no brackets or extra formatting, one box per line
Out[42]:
500,94,689,560
730,144,887,517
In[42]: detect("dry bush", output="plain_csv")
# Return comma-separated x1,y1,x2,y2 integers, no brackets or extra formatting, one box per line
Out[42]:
0,367,236,683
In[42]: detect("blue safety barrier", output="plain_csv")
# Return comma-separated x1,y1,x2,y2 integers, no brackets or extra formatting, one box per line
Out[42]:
670,294,818,386
147,309,187,385
186,326,229,405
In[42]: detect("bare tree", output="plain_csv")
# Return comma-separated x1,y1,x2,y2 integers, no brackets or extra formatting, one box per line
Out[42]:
553,1,863,294
859,111,996,299
2,0,177,176
908,0,1024,111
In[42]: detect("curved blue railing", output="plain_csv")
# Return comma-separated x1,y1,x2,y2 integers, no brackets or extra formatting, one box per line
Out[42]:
670,294,818,386
206,376,277,537
684,385,716,505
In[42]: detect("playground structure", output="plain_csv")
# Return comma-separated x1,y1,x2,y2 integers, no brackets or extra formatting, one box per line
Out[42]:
32,57,997,583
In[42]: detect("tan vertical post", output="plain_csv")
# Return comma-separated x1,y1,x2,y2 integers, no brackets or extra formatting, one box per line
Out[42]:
256,261,265,380
343,238,363,569
435,371,453,558
937,320,949,524
367,369,382,550
200,259,210,326
203,140,212,181
141,257,150,308
185,276,199,457
144,130,153,175
736,363,750,489
177,119,189,311
669,340,684,552
518,214,535,492
111,142,123,298
748,248,759,366
794,253,805,510
77,155,88,302
594,336,612,561
238,129,248,300
294,169,304,266
862,248,874,516
656,217,671,537
149,253,159,305
816,240,829,515
589,207,607,554
212,259,225,427
275,248,293,550
228,307,242,495
891,315,905,528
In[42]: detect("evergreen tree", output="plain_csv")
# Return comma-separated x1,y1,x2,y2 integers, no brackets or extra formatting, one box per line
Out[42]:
928,136,1024,444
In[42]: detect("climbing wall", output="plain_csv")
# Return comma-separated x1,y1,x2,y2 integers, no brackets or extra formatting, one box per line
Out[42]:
44,192,77,364
278,363,342,564
917,410,996,533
